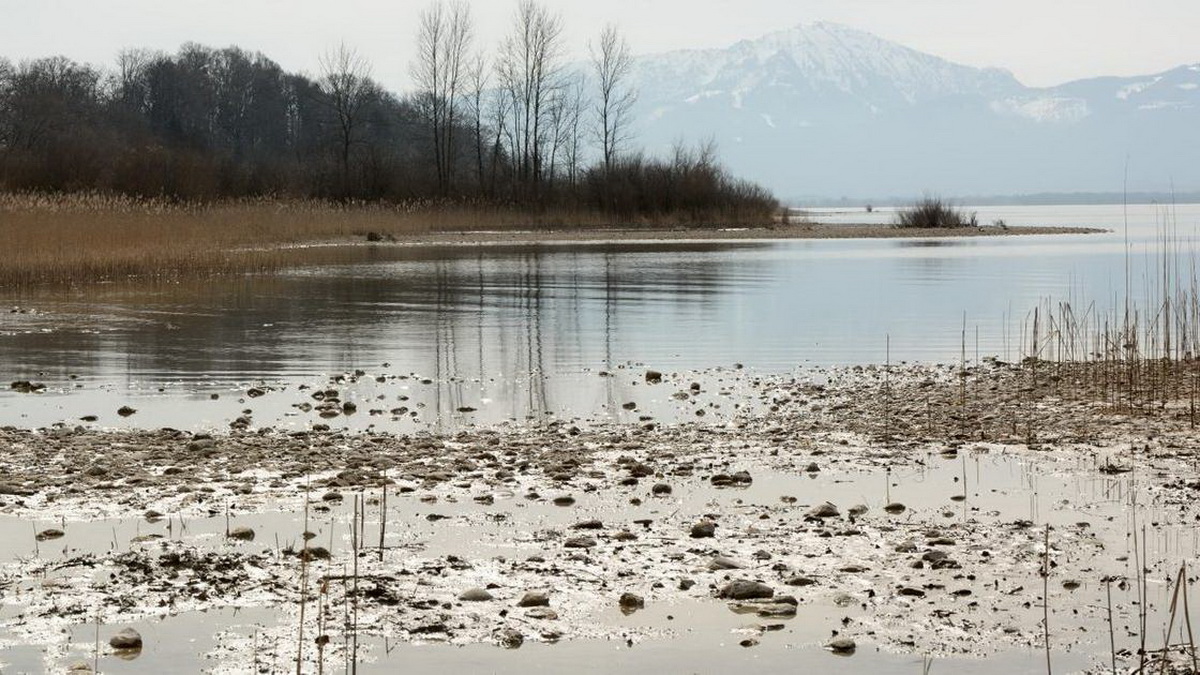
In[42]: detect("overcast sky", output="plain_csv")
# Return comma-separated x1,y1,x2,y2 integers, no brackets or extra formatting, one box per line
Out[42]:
2,0,1197,90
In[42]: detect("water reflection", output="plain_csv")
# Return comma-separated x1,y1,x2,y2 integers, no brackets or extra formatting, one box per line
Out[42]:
1,204,1199,429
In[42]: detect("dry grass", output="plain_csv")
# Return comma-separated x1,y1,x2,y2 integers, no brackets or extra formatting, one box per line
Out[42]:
0,192,759,288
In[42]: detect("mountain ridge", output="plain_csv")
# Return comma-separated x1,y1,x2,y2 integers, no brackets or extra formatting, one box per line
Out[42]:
627,23,1200,200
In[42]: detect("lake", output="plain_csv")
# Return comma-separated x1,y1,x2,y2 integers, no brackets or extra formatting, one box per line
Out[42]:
2,202,1198,430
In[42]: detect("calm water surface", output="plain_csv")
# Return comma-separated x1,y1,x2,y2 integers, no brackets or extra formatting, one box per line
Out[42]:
2,203,1198,429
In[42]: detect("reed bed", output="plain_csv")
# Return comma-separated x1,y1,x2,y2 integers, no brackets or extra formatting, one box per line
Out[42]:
0,192,757,288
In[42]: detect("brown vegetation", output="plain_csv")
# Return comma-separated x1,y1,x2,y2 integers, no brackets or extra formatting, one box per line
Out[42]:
0,192,776,287
895,197,977,229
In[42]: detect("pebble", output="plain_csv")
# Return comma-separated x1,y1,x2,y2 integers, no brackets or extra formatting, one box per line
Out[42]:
459,588,494,602
690,520,717,538
718,580,774,600
109,627,143,650
517,592,550,608
827,637,856,654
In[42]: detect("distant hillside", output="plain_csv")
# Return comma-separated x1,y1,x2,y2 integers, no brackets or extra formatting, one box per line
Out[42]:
629,22,1200,200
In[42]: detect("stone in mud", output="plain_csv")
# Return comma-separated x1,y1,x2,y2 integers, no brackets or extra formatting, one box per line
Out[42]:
883,502,907,514
322,491,343,502
552,495,576,506
651,482,672,496
564,536,596,549
109,627,143,650
848,504,868,517
66,662,93,673
785,576,818,587
297,546,331,562
690,520,717,538
805,502,840,519
572,519,603,530
35,528,64,541
117,406,137,417
84,465,108,477
730,471,753,485
10,380,46,393
143,510,164,522
517,591,550,607
678,578,696,591
897,587,926,597
495,627,524,649
827,637,856,654
459,588,494,602
718,580,774,600
227,527,255,541
619,592,645,610
525,607,558,620
612,530,638,542
805,463,820,473
645,370,663,384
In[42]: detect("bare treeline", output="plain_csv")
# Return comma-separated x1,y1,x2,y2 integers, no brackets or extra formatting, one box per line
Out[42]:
0,1,777,222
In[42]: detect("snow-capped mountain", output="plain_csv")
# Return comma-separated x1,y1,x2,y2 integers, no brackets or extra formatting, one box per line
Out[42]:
629,23,1200,200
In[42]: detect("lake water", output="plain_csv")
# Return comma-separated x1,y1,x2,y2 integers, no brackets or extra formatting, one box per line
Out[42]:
2,203,1198,430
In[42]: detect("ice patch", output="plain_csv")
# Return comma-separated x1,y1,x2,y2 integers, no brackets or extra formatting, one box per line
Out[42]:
1179,83,1198,91
760,113,776,128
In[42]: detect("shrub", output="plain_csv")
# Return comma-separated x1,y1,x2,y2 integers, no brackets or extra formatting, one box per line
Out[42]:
895,198,976,228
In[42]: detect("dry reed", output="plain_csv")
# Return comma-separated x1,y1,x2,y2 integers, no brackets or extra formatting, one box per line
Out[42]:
0,191,765,288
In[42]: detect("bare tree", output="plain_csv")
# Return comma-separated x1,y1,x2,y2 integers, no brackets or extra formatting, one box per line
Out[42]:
463,53,489,192
318,43,374,189
591,24,636,175
496,0,565,195
412,0,473,195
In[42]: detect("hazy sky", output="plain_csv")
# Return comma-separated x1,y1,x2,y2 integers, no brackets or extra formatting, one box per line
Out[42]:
2,0,1197,90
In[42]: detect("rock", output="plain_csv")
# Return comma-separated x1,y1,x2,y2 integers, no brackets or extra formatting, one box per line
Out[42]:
525,607,558,620
651,482,673,496
517,591,550,607
883,502,907,514
619,592,645,610
730,471,753,485
66,661,93,673
109,627,143,650
459,588,494,602
785,576,818,587
897,586,926,597
678,578,696,591
563,536,596,549
552,495,576,506
806,502,840,519
297,546,331,562
848,504,868,517
10,380,46,393
690,520,717,538
143,510,164,522
718,580,774,600
227,527,255,541
495,627,524,649
35,528,65,541
645,370,663,384
827,637,856,654
84,465,107,477
805,462,820,473
612,530,638,542
117,406,137,417
322,491,343,502
572,519,603,530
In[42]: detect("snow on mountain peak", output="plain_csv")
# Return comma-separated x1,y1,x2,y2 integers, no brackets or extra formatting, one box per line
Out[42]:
634,22,1021,109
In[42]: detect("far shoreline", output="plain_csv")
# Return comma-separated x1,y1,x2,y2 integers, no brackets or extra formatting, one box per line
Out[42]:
344,222,1107,246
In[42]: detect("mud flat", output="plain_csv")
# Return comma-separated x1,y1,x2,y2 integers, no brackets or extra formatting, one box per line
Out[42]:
1,360,1197,673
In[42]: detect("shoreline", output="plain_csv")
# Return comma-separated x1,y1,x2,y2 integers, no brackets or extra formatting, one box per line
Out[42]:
0,360,1189,673
351,223,1106,246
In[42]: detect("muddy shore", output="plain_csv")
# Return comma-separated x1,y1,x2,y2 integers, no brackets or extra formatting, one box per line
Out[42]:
1,360,1196,673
